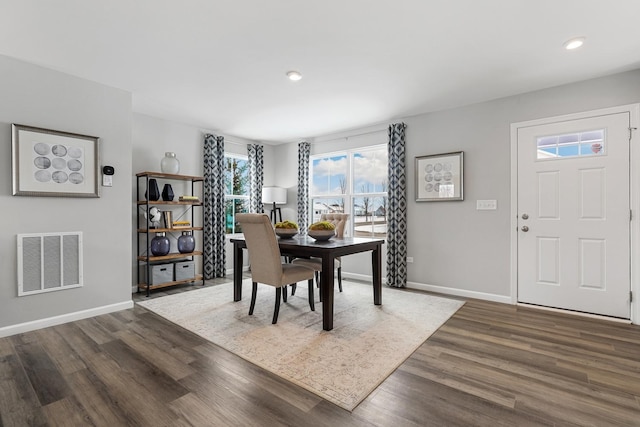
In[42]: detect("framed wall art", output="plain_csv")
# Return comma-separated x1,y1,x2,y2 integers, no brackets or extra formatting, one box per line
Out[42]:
415,151,463,202
12,124,100,197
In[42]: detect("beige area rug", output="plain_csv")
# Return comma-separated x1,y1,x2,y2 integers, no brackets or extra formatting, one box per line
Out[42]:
137,280,464,411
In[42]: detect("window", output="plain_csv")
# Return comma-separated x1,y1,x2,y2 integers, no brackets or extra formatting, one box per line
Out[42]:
310,144,388,237
225,155,249,234
537,129,605,159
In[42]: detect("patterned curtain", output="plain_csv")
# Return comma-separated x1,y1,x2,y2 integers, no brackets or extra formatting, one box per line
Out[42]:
203,134,226,279
387,123,407,288
297,141,311,235
247,144,264,213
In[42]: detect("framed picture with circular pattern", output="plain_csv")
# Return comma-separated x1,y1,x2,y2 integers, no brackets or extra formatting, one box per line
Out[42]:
12,124,100,197
415,151,463,201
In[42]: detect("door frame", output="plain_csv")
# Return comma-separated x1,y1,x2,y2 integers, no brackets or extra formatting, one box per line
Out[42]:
510,104,640,324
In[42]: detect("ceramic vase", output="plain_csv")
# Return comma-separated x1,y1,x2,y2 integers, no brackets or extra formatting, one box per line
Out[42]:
161,183,174,201
150,232,170,256
145,178,160,201
161,152,180,174
177,231,196,253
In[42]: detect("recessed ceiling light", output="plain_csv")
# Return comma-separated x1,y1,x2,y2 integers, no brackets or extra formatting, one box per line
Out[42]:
286,71,302,81
563,37,585,50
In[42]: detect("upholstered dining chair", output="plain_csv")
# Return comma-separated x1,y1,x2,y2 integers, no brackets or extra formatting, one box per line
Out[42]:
236,213,316,324
292,213,349,292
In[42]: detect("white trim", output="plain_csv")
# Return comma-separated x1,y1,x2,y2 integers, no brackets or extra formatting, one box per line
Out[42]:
342,271,387,284
510,104,640,325
226,265,250,276
407,281,512,304
0,300,134,338
343,272,509,303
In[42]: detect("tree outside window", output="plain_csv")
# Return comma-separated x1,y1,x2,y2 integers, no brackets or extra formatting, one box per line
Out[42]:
225,155,249,234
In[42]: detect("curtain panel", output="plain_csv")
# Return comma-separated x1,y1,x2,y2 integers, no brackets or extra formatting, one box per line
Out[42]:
203,134,226,279
387,123,407,287
297,141,311,235
247,144,264,213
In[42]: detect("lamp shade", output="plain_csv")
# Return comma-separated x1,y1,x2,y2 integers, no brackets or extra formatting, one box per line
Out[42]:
262,186,287,204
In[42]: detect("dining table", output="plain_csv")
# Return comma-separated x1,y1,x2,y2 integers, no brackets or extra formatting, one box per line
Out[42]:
230,235,385,331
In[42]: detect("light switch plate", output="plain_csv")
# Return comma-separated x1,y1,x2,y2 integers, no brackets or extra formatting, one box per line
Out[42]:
102,175,113,187
477,199,497,210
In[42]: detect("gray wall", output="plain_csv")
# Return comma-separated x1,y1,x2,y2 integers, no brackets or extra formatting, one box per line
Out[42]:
131,113,275,277
3,53,637,335
277,69,640,299
402,70,640,298
0,55,133,332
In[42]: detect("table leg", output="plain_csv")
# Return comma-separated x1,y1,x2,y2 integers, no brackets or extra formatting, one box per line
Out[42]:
234,243,243,301
372,244,382,305
321,255,335,331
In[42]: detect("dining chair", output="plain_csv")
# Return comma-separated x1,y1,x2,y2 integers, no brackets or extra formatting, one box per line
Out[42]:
236,213,316,324
292,213,349,292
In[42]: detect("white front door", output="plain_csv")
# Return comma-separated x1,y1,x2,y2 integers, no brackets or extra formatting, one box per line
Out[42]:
517,112,631,318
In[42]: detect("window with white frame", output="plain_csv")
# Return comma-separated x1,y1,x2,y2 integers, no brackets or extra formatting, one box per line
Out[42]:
225,154,249,234
310,144,388,237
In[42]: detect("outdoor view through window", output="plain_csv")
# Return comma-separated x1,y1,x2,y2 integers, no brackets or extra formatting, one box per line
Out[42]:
310,145,388,238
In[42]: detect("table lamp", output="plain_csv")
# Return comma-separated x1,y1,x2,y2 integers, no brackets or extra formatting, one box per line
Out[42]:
262,186,287,224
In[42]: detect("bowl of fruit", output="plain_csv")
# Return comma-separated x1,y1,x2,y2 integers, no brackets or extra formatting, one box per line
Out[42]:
274,220,299,238
307,221,336,241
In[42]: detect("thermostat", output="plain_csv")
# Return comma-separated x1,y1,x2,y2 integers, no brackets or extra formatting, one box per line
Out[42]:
102,165,114,187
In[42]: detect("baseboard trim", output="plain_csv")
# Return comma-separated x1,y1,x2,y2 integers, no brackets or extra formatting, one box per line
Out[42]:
406,281,512,304
342,274,510,304
0,300,134,338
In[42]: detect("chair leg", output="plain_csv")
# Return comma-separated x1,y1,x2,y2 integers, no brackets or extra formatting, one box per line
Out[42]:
283,285,288,303
291,283,297,295
249,282,258,315
272,287,282,324
308,279,315,311
315,271,320,288
338,266,343,292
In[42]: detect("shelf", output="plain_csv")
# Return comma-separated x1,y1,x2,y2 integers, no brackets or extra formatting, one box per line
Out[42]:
136,171,203,182
138,251,203,262
138,227,203,233
137,171,204,296
138,275,204,291
137,200,202,206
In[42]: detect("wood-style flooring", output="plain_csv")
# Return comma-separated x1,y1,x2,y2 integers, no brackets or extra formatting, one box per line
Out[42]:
1,280,639,426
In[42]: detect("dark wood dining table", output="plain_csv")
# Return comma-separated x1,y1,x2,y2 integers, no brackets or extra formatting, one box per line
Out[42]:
230,235,385,331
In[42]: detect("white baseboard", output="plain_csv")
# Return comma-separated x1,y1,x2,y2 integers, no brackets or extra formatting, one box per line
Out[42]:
0,300,134,338
406,281,512,304
343,273,510,303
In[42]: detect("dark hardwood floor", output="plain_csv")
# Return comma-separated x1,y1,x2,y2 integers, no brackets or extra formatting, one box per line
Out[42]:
2,280,639,426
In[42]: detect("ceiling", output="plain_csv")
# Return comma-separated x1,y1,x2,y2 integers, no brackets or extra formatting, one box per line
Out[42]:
2,1,640,144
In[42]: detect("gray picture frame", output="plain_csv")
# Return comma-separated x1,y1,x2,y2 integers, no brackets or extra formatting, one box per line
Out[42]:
415,151,464,202
12,124,100,198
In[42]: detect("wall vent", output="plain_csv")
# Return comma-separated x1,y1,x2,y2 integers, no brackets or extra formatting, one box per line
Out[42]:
17,232,83,296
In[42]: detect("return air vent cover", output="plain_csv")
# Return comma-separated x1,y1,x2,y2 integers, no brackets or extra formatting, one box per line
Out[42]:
17,232,83,296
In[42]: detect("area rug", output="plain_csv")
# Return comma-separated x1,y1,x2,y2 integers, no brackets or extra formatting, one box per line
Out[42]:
137,280,464,411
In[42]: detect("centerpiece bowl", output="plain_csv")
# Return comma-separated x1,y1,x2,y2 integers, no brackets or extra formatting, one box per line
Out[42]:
275,228,298,239
307,229,335,241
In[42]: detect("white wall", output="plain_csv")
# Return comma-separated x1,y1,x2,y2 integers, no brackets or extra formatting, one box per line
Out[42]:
0,55,133,335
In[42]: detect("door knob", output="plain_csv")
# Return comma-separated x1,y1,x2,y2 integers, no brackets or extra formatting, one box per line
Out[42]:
522,213,529,220
521,226,529,232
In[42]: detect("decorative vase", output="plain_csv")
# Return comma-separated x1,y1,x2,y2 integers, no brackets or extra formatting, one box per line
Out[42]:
150,232,170,256
161,152,180,174
145,178,160,201
177,231,196,253
161,183,174,201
